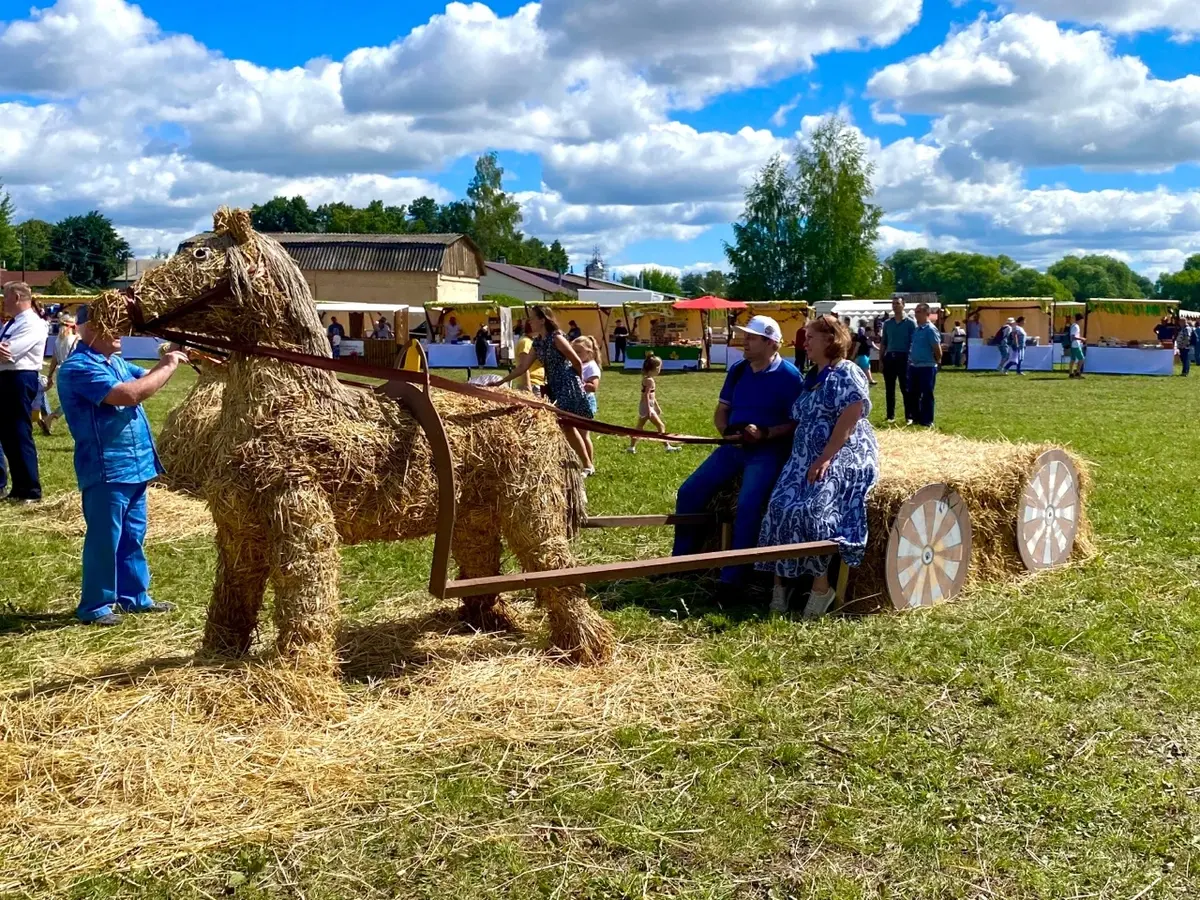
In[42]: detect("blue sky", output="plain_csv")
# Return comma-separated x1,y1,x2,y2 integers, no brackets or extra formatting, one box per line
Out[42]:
0,0,1197,277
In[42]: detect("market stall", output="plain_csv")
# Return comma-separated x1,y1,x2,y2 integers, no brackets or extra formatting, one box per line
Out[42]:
620,300,704,370
966,298,1054,371
671,296,746,369
317,302,410,365
424,301,505,368
1081,299,1179,376
727,301,811,367
1051,301,1086,336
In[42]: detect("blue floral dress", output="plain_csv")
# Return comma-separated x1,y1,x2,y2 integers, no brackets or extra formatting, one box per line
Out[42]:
535,332,593,419
757,360,879,579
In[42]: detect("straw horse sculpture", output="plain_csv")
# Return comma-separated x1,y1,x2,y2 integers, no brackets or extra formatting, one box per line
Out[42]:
91,207,613,670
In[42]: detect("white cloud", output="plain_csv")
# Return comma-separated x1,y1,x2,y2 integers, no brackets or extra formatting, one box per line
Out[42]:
771,94,804,128
867,14,1200,169
541,123,784,206
537,0,922,105
1008,0,1200,38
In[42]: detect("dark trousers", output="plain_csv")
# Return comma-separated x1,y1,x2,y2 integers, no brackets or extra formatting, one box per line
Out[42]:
1182,348,1192,376
882,352,911,421
949,343,964,367
794,349,808,374
0,370,42,499
614,338,626,363
909,366,937,427
476,344,489,366
674,444,789,584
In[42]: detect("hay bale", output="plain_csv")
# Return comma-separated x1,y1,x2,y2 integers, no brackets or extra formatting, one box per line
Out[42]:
852,430,1093,606
13,485,215,544
699,430,1092,607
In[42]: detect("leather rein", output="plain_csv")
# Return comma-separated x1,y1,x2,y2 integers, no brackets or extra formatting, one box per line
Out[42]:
123,287,733,446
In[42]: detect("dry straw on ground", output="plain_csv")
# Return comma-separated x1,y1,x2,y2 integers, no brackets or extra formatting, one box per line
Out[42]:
7,485,215,543
0,600,718,895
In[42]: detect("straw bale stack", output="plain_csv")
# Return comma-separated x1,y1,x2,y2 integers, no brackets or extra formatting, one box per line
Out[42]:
88,206,610,672
704,429,1091,607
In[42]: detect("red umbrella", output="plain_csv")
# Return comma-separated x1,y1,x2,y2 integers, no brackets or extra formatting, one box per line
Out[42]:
672,296,747,310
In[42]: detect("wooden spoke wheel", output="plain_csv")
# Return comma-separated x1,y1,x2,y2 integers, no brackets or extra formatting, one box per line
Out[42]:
885,484,972,611
1018,449,1081,571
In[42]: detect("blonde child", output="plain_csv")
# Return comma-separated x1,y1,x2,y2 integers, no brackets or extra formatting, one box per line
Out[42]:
628,354,680,453
571,336,602,475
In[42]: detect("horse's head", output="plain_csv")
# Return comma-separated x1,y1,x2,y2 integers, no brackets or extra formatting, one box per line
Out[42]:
116,206,327,353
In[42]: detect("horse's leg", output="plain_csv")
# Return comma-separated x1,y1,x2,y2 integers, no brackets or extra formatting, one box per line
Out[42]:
264,487,341,672
500,508,613,665
201,519,269,657
452,507,520,632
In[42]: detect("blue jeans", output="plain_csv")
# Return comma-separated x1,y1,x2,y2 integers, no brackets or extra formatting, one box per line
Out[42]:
1183,348,1192,376
77,482,154,621
909,366,937,427
673,444,789,584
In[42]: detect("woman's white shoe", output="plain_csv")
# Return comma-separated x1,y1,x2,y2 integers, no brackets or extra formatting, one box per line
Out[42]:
769,584,792,615
801,587,837,620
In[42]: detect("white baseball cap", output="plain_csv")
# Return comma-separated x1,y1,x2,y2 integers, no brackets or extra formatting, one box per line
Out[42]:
1006,317,1016,324
733,315,783,344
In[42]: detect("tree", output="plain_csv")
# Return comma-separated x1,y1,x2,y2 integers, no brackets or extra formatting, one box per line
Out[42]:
680,272,705,297
438,200,474,237
887,248,1071,302
49,211,131,287
46,273,75,295
1047,254,1148,301
701,270,730,297
1156,256,1200,310
408,196,441,233
546,240,569,274
619,268,682,294
14,219,54,271
725,155,803,302
467,152,522,261
250,196,318,232
795,116,883,300
0,187,19,270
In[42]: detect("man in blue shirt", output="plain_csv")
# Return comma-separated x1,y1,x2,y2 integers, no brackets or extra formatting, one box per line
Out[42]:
908,303,943,428
880,298,916,424
673,316,803,590
56,305,190,625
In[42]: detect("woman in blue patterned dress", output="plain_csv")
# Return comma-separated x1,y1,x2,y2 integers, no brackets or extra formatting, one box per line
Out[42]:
496,305,594,469
757,314,879,618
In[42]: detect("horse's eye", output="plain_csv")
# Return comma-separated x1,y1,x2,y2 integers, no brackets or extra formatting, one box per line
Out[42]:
193,247,210,261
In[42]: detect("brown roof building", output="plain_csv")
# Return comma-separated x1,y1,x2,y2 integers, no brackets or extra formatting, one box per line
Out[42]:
1,269,66,289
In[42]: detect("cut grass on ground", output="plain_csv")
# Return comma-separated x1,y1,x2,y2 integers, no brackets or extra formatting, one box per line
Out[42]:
1,364,1198,899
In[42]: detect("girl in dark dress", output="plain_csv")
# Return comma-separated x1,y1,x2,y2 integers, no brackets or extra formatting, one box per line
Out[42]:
496,305,594,469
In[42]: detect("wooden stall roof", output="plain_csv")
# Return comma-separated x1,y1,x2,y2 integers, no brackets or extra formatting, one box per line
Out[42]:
967,297,1054,311
1085,298,1179,315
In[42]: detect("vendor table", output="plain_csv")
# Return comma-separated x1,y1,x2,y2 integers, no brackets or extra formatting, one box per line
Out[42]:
966,340,1057,372
1082,346,1176,376
425,342,497,368
623,344,702,371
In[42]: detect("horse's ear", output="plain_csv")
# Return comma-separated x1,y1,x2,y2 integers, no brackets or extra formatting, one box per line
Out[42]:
213,206,254,245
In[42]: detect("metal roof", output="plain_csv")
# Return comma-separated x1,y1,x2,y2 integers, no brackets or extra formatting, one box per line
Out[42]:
485,261,573,296
179,231,473,273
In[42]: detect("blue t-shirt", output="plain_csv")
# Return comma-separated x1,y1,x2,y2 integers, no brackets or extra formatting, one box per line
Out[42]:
719,355,803,431
56,344,163,491
909,322,943,368
882,316,916,354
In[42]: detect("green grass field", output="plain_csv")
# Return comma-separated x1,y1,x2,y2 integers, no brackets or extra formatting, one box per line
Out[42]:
2,363,1199,899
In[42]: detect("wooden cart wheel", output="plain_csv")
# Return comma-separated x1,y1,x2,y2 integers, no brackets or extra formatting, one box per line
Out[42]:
885,483,972,611
1018,449,1081,571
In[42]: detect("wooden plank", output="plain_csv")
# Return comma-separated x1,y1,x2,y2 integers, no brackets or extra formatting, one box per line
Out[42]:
442,541,840,598
582,514,715,529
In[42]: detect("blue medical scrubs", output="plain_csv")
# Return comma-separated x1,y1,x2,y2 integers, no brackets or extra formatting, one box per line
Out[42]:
56,344,164,621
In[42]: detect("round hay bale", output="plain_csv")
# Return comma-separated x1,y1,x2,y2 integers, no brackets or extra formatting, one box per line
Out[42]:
693,430,1092,609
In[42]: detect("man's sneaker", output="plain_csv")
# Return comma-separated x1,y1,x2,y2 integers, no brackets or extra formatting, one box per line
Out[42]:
131,600,176,615
38,418,52,436
87,612,124,627
802,587,837,620
665,444,682,452
905,419,914,426
625,446,637,454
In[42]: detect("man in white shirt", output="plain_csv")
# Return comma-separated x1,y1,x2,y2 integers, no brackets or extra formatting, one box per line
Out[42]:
0,282,50,501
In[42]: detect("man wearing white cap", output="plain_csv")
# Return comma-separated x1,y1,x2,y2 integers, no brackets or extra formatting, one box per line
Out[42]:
673,315,803,593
